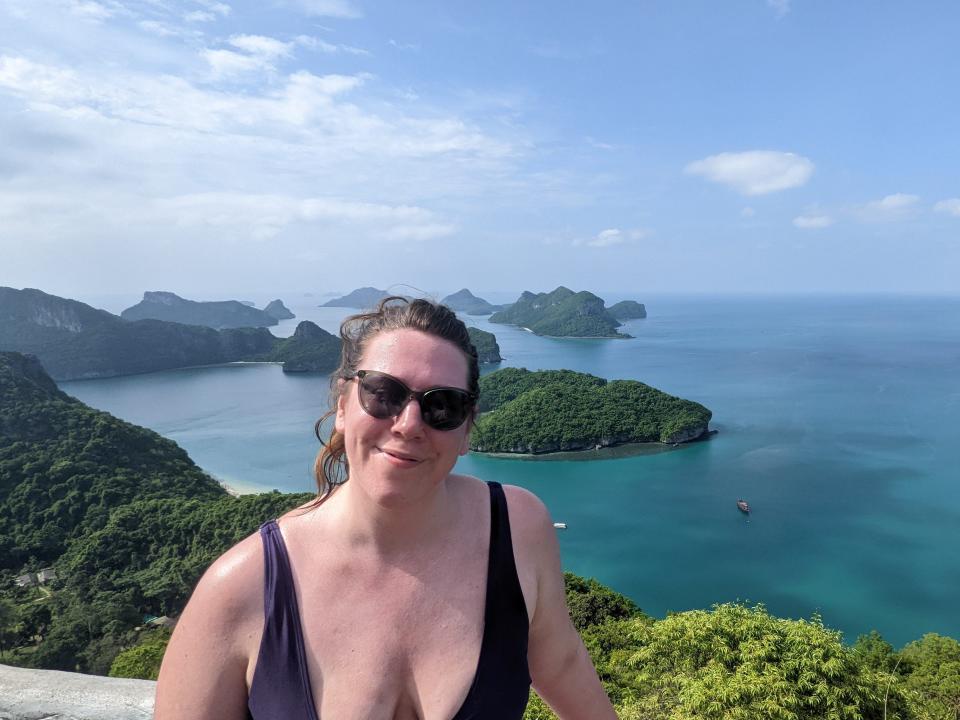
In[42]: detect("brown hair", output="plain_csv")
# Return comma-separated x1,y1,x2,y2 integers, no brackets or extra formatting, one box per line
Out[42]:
311,296,480,505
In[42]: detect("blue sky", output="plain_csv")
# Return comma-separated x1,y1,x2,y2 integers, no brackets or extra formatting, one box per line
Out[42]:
1,0,958,301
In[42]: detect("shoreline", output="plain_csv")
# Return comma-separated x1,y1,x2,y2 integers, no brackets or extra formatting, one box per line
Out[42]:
472,430,717,461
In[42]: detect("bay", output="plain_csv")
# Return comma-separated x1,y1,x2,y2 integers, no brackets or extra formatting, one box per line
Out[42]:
59,294,960,647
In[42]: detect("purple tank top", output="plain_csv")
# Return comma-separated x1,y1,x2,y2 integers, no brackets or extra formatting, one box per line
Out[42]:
246,481,530,719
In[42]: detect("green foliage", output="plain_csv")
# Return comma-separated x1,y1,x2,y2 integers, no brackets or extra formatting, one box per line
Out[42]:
898,634,960,719
564,572,645,632
853,630,898,673
489,287,626,337
471,368,712,453
0,351,311,671
109,628,172,680
271,321,341,373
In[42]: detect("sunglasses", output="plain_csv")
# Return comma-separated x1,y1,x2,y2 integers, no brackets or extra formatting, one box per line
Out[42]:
353,370,477,431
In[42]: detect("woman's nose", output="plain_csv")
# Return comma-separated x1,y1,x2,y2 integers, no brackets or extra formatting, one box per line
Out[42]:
391,397,426,437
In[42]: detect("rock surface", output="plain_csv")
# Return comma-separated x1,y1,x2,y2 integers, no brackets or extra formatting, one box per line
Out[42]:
263,299,295,320
0,664,155,720
121,291,278,329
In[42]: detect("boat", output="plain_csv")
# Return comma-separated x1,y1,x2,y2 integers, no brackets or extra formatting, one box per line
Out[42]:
736,499,751,514
553,522,567,530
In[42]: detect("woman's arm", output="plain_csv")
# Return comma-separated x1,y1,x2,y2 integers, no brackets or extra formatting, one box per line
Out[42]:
154,532,263,720
504,486,618,720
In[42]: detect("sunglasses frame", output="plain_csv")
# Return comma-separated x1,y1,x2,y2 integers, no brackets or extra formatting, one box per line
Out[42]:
352,369,477,431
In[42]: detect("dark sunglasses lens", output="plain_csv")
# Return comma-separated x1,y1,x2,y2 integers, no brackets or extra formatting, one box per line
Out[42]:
421,389,470,430
358,374,407,418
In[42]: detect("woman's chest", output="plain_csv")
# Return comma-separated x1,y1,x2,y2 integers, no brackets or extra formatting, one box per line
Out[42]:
298,559,488,719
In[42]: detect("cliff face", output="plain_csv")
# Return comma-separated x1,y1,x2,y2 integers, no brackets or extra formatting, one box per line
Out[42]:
263,299,295,320
0,288,277,380
466,327,502,364
121,291,278,329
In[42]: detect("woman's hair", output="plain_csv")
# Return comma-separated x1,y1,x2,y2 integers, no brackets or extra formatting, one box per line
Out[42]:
311,296,480,504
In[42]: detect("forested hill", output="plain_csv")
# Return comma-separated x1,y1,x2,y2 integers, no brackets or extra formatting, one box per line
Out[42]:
471,368,712,454
0,287,340,380
0,351,310,672
489,286,627,338
0,351,225,570
120,291,278,329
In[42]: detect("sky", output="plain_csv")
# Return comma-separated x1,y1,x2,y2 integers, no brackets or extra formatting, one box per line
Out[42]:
1,0,959,303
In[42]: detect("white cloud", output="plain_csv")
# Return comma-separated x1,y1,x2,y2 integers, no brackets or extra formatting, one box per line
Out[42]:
767,0,790,17
574,227,648,248
229,34,294,59
289,0,361,18
586,136,614,150
389,39,420,51
155,193,454,242
933,198,960,217
588,228,624,247
298,35,370,55
184,10,216,22
69,0,114,20
685,150,814,195
793,214,833,229
858,193,920,222
202,48,269,78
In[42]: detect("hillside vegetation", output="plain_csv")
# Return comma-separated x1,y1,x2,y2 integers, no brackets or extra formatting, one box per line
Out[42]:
1,352,957,720
0,287,340,379
489,287,627,338
471,368,712,453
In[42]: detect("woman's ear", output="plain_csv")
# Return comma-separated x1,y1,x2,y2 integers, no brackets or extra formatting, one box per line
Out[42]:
334,379,348,434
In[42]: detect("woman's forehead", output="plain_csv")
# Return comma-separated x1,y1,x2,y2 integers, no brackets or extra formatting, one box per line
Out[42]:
360,329,469,388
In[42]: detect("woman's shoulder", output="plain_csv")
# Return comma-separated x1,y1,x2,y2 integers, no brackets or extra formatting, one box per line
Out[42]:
186,526,266,628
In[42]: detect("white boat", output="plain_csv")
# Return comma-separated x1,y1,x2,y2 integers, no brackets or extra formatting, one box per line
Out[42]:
553,522,567,530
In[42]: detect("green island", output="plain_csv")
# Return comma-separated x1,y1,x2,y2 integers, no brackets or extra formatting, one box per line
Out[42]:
489,286,629,338
606,299,647,320
0,287,341,379
441,288,506,315
321,286,391,308
466,326,502,364
263,299,295,320
470,368,711,454
1,351,958,719
120,291,281,329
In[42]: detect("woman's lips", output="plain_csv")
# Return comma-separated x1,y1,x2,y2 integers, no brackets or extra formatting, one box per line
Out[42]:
379,447,422,465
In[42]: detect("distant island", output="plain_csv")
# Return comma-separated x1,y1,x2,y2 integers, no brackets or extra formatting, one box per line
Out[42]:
489,286,628,338
470,367,711,454
263,299,295,320
466,327,502,364
0,287,339,379
121,291,279,329
322,287,391,308
441,288,506,315
607,300,647,320
272,321,341,372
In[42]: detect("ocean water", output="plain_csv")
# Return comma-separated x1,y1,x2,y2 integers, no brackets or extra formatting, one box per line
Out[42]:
59,295,960,647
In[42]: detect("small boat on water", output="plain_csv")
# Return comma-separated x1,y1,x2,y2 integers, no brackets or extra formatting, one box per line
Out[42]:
553,522,568,530
736,499,751,514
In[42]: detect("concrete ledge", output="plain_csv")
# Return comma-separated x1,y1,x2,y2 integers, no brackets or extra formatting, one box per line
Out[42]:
0,664,155,720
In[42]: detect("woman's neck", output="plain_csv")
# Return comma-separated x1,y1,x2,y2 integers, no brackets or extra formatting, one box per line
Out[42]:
329,476,462,559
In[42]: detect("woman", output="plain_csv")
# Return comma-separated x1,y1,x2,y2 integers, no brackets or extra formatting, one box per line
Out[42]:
155,297,617,719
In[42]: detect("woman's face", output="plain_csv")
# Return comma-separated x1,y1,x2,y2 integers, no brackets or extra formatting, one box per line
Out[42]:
335,328,473,507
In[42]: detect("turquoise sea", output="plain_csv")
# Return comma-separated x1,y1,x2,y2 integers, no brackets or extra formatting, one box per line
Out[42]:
60,295,960,648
